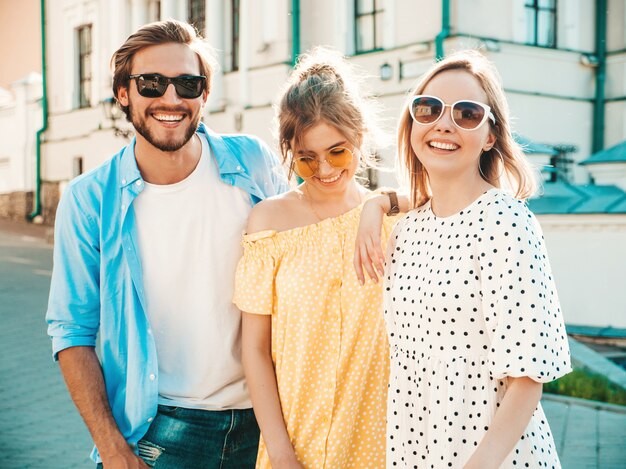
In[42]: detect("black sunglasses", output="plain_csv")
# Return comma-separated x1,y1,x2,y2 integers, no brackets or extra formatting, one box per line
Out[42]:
128,73,206,99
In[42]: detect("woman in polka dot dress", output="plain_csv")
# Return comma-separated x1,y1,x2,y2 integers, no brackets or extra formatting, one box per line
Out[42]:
234,48,400,469
381,51,571,468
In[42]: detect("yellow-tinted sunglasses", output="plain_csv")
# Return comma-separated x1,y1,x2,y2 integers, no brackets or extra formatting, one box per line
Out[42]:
292,146,354,179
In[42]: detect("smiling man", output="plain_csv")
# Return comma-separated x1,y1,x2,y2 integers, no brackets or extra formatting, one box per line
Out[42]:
46,20,287,468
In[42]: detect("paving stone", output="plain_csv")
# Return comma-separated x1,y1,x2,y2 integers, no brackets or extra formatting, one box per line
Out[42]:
0,230,93,468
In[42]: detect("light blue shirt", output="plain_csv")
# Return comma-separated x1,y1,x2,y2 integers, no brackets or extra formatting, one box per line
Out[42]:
46,123,288,462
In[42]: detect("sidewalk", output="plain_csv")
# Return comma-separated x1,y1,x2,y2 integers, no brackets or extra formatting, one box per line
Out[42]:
0,219,625,468
0,218,53,244
543,394,626,468
0,223,91,468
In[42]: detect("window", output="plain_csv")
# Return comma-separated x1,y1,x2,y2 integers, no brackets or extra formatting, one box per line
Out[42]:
525,0,557,47
231,0,240,71
549,145,576,183
188,0,206,35
355,0,384,53
77,25,92,109
366,167,379,190
148,0,161,22
73,157,84,178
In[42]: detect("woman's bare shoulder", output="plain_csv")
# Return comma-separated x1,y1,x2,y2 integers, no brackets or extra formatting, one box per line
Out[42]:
247,190,303,233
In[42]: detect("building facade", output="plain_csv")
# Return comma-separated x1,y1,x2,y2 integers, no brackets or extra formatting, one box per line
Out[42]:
41,1,626,187
13,0,626,328
0,0,42,220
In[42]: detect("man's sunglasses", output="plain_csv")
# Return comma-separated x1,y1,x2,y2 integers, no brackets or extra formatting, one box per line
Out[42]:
409,95,496,131
292,146,353,179
128,73,206,99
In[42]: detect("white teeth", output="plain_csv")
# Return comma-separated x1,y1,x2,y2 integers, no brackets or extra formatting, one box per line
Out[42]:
154,114,184,122
320,173,342,183
430,141,459,151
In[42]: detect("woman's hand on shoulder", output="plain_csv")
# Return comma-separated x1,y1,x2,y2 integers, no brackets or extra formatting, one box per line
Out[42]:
353,195,388,285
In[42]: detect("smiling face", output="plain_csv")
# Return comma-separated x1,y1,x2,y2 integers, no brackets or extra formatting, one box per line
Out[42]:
409,69,496,182
117,42,207,153
295,121,360,195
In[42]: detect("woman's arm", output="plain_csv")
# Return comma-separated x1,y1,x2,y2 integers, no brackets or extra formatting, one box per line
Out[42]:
242,313,304,469
464,376,543,469
354,192,410,285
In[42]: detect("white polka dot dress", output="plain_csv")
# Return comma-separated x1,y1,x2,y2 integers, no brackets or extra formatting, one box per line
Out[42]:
383,188,571,468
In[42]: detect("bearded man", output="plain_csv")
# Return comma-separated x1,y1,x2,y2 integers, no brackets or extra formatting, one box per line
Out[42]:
46,19,287,468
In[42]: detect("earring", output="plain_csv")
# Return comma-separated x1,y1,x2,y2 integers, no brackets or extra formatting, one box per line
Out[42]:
478,147,505,181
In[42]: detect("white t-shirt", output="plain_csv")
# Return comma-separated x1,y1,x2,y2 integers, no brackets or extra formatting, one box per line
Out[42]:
133,135,252,410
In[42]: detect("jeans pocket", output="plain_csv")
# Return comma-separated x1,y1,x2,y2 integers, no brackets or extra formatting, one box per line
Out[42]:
137,439,165,467
157,404,181,414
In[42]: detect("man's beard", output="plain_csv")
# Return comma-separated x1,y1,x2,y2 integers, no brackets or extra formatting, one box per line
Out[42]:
128,102,202,152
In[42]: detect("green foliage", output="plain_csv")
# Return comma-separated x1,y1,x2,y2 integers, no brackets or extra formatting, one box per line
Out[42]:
543,368,626,406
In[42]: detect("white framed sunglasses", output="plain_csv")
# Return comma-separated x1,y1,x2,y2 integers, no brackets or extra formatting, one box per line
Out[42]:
409,95,496,131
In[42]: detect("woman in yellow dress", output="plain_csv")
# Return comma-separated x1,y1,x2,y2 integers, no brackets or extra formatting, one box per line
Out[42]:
233,48,402,469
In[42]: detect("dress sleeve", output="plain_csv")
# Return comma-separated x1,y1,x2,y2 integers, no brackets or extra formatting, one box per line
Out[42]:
233,230,278,316
478,197,571,383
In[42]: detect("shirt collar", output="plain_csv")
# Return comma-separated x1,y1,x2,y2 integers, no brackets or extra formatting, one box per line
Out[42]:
118,122,245,189
119,139,142,188
201,124,246,175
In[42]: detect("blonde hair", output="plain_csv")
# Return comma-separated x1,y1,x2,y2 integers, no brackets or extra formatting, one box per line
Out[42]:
111,19,217,120
398,50,536,207
276,47,382,179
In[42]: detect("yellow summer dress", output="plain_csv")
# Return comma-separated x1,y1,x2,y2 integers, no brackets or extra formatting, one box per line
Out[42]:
234,203,398,469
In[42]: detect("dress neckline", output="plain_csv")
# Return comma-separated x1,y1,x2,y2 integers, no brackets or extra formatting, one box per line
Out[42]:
427,188,499,221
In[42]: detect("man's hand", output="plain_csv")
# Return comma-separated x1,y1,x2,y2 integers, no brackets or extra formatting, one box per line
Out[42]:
58,347,145,468
101,448,150,469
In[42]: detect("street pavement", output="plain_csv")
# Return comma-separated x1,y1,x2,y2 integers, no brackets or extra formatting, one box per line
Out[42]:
0,223,92,468
0,221,625,468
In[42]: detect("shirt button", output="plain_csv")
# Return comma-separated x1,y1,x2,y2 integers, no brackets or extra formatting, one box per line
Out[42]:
236,165,242,171
121,204,126,210
149,374,155,381
147,417,153,423
136,180,142,186
121,179,127,185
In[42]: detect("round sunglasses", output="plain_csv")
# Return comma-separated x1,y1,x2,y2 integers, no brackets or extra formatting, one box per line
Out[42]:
409,95,496,131
292,146,353,179
129,73,206,99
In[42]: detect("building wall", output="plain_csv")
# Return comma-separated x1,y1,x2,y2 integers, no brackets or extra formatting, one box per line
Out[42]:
0,76,43,194
607,0,626,51
0,0,41,89
36,0,626,331
41,0,625,187
605,53,626,149
539,214,626,329
0,0,42,200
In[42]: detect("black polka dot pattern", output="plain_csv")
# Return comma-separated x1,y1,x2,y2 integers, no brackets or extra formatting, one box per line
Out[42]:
383,188,571,468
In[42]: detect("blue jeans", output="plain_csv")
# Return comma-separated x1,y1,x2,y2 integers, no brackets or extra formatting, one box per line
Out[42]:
97,406,259,468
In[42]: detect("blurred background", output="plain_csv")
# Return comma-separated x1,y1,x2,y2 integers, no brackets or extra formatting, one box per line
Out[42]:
0,1,625,467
